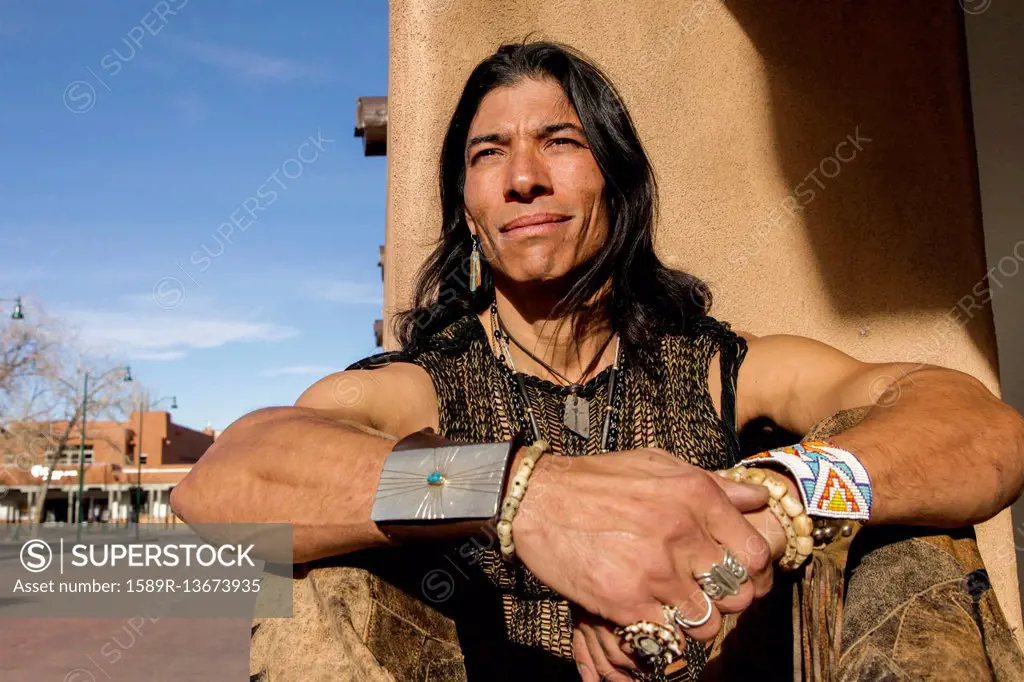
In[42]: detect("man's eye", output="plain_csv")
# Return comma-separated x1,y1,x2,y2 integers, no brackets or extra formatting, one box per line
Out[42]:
551,137,581,147
473,148,499,161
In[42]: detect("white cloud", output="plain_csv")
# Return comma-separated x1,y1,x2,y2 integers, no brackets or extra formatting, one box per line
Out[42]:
117,292,217,309
178,40,320,83
260,365,337,377
128,350,188,361
309,280,383,305
64,308,299,358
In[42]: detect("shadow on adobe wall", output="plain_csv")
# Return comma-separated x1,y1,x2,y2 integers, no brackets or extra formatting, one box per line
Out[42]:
723,0,998,369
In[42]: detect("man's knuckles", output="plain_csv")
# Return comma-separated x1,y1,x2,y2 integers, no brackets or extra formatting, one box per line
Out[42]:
725,531,778,578
730,543,774,597
751,569,774,598
672,469,724,500
736,534,772,574
641,556,679,585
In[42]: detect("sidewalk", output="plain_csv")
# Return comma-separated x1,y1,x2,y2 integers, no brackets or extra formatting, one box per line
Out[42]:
0,523,253,679
0,617,252,681
0,523,192,546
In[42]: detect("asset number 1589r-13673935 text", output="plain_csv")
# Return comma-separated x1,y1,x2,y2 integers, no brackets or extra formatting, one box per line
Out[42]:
126,578,261,593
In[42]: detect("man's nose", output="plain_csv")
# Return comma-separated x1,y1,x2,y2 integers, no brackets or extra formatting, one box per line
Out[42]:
504,147,553,201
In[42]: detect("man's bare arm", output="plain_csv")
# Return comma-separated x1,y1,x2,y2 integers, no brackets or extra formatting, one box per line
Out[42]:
730,333,1024,526
169,364,438,563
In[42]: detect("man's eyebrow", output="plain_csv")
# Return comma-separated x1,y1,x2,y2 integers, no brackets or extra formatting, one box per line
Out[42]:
539,122,585,137
466,122,586,149
467,132,508,148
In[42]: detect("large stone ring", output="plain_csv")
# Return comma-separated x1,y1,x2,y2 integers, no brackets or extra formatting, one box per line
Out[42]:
693,549,749,600
614,619,684,668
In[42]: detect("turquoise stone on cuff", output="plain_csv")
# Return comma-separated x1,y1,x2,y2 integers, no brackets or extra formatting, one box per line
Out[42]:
427,471,445,485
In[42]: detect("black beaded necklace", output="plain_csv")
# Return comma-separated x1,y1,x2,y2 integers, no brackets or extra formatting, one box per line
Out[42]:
488,299,622,453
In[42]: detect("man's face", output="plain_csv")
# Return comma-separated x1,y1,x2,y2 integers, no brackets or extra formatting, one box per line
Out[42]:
462,77,609,286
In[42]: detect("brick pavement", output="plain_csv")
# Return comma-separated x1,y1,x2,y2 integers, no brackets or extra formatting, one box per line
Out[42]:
0,618,251,681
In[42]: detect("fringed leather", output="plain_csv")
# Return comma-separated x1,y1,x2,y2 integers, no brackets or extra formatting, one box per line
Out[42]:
792,406,871,681
796,547,849,681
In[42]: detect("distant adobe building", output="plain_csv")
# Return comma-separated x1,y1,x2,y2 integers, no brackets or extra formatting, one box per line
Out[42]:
355,95,387,348
0,411,215,524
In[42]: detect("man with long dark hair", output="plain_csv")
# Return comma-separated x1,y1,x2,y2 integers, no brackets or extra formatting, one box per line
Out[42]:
173,41,1024,681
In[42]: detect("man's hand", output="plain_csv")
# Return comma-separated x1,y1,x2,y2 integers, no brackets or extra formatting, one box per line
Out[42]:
573,612,638,682
512,447,777,643
568,477,791,680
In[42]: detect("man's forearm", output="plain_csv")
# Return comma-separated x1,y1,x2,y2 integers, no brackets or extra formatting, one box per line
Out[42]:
171,406,398,563
828,367,1024,526
171,407,534,563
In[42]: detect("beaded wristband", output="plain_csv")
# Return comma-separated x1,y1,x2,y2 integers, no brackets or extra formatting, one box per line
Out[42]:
718,465,814,571
496,439,551,560
740,440,873,521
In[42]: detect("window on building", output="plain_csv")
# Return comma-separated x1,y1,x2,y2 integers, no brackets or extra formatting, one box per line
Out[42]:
140,453,147,465
55,447,93,466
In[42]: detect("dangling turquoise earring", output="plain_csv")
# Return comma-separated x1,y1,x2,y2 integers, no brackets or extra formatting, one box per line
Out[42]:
469,234,482,292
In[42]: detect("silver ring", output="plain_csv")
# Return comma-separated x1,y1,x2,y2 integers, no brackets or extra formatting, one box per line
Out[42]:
666,592,714,629
693,549,749,600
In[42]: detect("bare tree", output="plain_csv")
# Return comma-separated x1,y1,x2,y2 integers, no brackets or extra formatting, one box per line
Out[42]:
27,368,135,524
0,309,60,421
1,308,136,525
1,309,63,499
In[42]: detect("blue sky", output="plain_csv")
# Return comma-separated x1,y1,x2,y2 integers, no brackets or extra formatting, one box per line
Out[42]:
0,1,389,432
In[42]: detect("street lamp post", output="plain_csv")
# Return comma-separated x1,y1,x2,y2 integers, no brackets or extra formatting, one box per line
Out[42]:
75,365,132,543
2,296,24,537
76,372,88,542
1,296,25,320
134,394,177,541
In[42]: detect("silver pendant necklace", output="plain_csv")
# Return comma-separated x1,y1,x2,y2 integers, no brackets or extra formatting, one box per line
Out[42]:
563,391,590,440
489,300,621,450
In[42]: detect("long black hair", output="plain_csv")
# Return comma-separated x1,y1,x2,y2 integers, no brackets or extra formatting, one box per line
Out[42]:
392,39,710,368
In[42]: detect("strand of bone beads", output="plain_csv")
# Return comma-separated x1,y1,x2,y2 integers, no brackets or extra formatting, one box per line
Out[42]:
717,465,814,570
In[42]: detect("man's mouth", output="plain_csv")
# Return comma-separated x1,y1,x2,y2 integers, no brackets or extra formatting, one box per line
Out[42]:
499,212,572,235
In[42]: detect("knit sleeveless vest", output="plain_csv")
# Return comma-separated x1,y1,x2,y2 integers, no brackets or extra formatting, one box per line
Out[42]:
348,310,748,681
